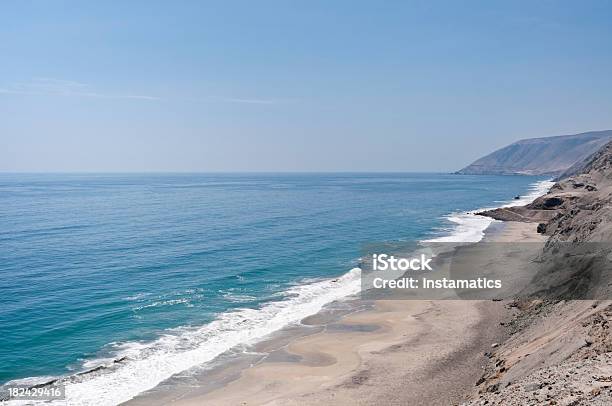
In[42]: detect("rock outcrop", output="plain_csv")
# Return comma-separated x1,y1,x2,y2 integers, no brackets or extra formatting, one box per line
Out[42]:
478,139,612,240
466,140,612,405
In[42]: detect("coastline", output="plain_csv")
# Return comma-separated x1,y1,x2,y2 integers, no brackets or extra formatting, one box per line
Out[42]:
6,4,612,405
2,176,552,406
126,221,546,406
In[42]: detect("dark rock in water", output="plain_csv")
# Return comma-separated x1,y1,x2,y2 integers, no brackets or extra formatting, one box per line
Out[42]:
31,378,60,388
537,223,547,234
514,195,521,200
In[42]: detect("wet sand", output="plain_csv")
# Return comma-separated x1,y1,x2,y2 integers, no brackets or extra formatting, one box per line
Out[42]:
126,222,544,406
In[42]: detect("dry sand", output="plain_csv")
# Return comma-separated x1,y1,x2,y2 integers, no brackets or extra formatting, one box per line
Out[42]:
126,222,544,406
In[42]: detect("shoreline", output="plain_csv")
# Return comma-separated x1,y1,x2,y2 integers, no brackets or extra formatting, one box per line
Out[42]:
126,221,545,406
2,178,552,406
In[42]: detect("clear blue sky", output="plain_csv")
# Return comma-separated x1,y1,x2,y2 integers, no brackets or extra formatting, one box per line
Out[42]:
1,0,611,172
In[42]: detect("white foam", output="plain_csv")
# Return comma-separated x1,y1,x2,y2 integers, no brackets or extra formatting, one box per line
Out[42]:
501,179,555,208
425,179,554,243
7,179,554,405
13,268,361,406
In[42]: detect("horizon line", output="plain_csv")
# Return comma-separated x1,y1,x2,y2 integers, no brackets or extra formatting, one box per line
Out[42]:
0,170,457,175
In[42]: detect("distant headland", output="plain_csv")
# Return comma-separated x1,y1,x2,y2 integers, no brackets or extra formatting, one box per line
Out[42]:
456,130,612,176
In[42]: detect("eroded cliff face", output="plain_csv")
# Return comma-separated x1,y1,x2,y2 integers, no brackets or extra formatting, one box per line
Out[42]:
466,141,612,405
478,140,612,242
541,141,612,243
479,141,612,301
457,130,612,176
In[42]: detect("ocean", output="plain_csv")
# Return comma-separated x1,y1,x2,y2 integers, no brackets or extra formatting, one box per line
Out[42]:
0,173,551,404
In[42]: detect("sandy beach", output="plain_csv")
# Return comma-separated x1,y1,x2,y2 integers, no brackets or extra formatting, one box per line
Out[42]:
125,222,544,406
124,141,612,406
6,4,612,405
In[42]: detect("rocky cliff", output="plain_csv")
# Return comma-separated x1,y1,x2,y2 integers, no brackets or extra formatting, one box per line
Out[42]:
467,140,612,405
478,139,612,240
478,139,612,299
457,130,612,176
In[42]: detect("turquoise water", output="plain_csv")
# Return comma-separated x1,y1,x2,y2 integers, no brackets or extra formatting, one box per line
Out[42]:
0,173,544,402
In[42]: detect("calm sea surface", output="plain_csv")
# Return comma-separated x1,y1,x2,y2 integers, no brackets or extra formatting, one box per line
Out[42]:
0,173,545,403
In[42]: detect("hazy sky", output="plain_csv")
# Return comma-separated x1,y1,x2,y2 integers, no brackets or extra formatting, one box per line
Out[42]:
2,0,612,172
